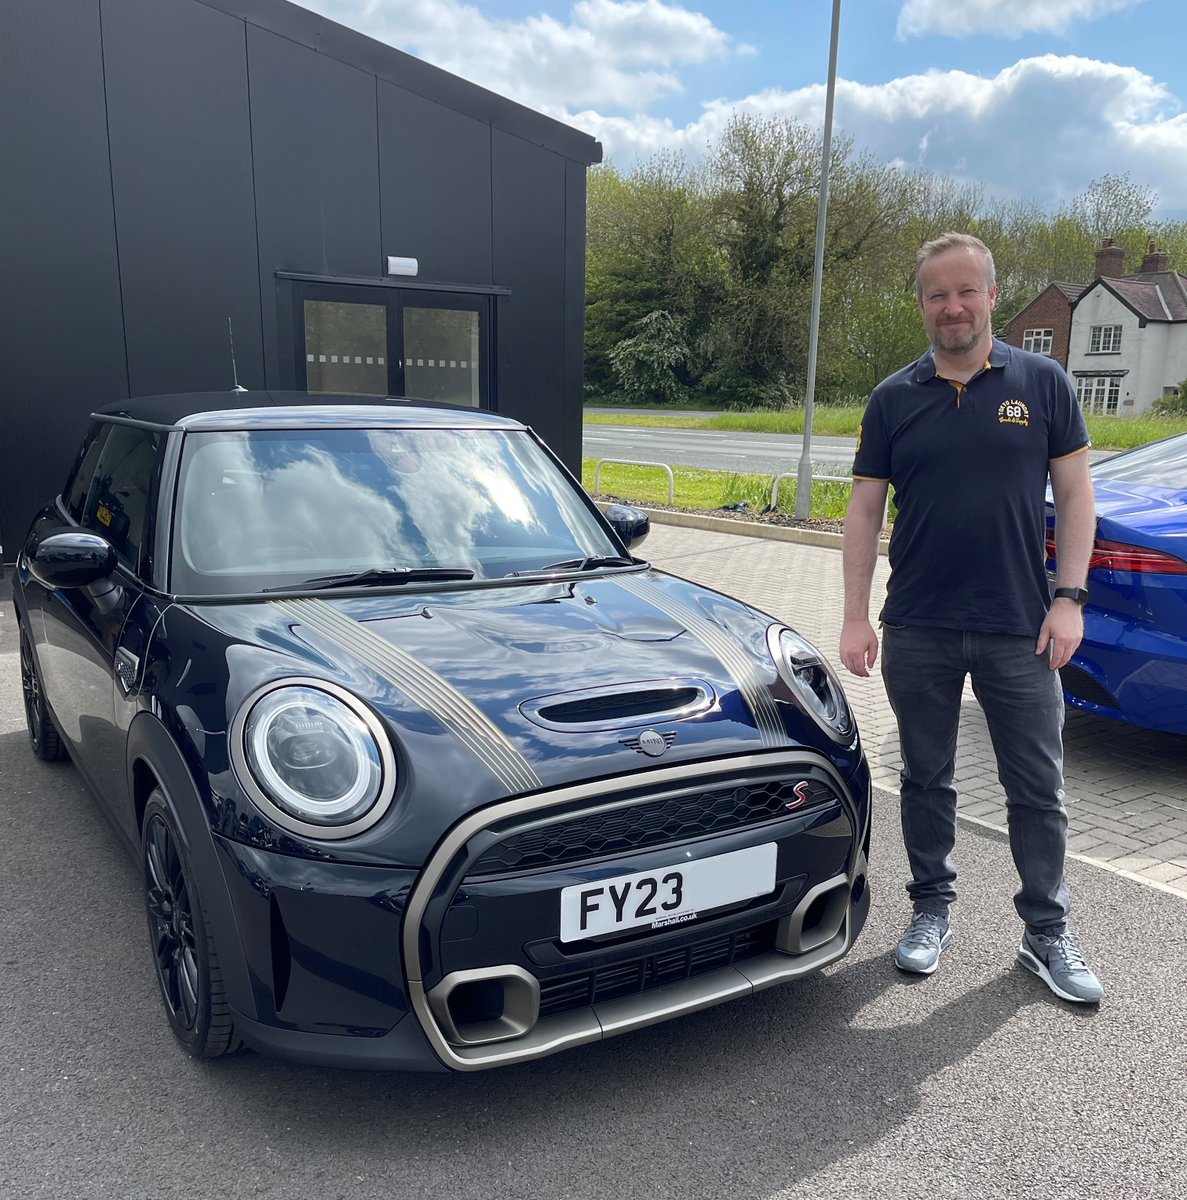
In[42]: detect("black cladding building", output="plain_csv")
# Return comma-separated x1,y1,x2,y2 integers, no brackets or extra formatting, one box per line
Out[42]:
0,0,602,559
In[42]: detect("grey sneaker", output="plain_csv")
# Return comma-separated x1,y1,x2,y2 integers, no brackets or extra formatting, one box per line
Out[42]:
1017,930,1104,1004
894,912,952,975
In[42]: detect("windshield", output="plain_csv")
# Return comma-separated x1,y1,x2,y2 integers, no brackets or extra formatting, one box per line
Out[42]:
171,426,621,595
1093,434,1187,490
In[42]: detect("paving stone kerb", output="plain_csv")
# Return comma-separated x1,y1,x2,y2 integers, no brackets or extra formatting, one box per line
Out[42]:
640,511,1187,900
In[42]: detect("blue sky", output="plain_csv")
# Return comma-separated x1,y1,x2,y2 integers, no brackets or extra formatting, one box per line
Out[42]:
300,0,1187,217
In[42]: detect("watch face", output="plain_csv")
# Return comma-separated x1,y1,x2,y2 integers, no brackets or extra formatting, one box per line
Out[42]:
1055,587,1088,604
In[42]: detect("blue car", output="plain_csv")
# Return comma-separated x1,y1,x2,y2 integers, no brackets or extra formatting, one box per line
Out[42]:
1047,431,1187,735
12,393,870,1071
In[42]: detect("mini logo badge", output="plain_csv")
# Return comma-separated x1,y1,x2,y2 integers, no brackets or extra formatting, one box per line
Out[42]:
998,399,1030,427
622,729,676,757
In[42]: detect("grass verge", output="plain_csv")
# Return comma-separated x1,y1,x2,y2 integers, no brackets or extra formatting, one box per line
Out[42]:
585,408,1187,450
581,459,855,522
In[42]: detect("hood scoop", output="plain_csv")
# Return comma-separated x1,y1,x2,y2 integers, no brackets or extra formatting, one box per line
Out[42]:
521,680,715,732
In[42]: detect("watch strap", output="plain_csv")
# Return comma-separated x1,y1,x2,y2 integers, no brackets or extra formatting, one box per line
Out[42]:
1053,586,1089,605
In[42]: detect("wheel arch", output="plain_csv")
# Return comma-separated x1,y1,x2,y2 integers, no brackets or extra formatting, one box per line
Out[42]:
126,711,256,1020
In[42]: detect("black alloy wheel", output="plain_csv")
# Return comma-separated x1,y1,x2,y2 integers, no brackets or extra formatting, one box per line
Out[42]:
141,792,240,1057
19,625,66,761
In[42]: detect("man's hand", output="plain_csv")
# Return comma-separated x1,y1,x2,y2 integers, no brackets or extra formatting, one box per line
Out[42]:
840,618,880,677
1036,599,1084,670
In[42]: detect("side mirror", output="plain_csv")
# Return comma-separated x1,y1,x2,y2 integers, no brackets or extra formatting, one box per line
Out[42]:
26,529,117,590
604,503,650,550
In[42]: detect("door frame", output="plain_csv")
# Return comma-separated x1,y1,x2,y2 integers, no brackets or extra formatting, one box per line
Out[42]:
277,273,507,410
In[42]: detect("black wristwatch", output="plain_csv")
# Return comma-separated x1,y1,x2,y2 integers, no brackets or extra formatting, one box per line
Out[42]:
1053,586,1089,605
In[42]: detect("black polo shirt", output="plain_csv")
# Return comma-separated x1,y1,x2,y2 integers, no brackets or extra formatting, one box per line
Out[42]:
853,338,1090,637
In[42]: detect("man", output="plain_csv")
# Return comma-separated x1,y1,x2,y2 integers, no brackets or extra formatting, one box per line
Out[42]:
840,232,1103,1004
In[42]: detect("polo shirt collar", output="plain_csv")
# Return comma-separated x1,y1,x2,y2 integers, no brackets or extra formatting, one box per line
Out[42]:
913,337,1012,383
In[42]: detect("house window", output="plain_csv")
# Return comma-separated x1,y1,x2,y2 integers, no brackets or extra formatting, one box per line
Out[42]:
1022,328,1054,354
1076,376,1121,416
1089,324,1122,353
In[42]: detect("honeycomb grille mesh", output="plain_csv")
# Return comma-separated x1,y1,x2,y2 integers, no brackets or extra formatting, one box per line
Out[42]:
468,776,837,876
537,921,778,1017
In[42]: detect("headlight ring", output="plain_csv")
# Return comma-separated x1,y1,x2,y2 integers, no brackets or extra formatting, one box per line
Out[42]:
766,625,855,743
229,678,397,839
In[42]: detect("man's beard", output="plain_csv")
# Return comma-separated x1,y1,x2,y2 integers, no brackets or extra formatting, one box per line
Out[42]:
933,322,982,355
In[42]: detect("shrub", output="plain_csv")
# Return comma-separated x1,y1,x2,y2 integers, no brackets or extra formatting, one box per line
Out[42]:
608,310,693,405
1151,380,1187,418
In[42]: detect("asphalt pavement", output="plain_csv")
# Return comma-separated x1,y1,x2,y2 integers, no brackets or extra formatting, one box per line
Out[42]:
581,410,1115,478
3,541,1186,1199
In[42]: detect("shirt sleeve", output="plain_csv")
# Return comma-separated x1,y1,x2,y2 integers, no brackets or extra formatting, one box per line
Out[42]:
1047,363,1091,460
853,388,891,480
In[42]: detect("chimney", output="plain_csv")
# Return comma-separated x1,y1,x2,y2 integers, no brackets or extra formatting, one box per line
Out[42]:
1095,237,1126,279
1139,239,1170,274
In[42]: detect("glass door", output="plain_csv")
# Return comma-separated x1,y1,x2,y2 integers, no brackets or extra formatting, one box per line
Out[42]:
399,295,487,408
288,281,492,408
303,299,389,396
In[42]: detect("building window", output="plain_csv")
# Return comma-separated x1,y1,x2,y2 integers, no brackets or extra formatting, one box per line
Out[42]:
1022,328,1054,354
1076,376,1121,416
1089,324,1122,353
1163,386,1181,398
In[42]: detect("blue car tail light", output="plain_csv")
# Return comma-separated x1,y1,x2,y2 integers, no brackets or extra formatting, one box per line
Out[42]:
1046,536,1187,575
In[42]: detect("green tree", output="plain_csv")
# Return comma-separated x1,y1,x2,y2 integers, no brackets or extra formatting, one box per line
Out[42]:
585,156,721,399
608,310,694,404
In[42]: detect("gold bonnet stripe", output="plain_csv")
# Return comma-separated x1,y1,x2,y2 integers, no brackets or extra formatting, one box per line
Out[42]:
273,598,542,795
613,575,785,749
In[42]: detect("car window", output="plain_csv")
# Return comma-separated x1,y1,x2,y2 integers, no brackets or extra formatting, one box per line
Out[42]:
171,427,619,595
1093,434,1187,490
62,424,107,522
80,424,161,571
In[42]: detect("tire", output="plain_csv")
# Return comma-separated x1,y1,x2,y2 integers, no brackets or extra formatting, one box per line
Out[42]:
19,624,66,762
141,791,242,1057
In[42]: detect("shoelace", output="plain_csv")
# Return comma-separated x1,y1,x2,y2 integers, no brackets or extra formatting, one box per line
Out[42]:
1033,931,1091,974
900,914,946,948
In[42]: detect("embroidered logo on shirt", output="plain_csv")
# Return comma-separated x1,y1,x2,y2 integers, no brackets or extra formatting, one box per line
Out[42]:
998,400,1030,427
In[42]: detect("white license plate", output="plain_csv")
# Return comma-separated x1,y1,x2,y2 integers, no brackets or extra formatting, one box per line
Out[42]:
559,843,777,943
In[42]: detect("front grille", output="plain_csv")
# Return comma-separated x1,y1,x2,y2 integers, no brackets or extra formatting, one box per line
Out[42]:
537,687,702,724
469,775,838,876
537,921,778,1017
1060,665,1118,710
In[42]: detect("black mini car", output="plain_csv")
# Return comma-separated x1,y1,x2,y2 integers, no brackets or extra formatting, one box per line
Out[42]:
12,392,870,1070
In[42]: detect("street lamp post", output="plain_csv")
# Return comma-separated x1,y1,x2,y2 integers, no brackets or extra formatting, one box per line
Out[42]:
794,0,843,519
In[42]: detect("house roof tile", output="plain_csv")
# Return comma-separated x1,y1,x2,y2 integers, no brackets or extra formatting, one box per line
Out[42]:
1105,274,1187,322
1053,281,1089,302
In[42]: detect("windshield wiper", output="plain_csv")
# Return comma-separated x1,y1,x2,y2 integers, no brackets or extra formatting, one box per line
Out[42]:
266,566,475,592
507,554,635,577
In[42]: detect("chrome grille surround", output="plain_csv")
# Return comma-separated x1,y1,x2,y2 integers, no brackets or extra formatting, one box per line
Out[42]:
403,749,867,1071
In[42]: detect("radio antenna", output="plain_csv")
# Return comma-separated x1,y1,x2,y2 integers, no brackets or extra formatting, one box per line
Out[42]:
228,317,248,392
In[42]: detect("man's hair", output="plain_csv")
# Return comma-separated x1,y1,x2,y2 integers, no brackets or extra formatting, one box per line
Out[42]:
915,232,996,297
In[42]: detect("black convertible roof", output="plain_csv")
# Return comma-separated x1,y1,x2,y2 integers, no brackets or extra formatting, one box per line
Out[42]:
94,391,526,432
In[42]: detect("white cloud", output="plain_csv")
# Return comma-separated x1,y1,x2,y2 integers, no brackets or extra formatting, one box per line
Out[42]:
294,3,1183,217
897,0,1145,39
302,0,744,111
567,55,1187,217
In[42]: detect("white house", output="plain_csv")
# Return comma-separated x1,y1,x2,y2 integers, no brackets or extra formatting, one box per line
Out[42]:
1066,240,1187,415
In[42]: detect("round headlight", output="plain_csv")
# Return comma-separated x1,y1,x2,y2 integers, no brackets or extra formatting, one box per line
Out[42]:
231,680,396,838
767,626,855,742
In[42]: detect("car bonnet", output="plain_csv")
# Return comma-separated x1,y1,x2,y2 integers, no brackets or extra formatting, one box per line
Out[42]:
200,569,811,797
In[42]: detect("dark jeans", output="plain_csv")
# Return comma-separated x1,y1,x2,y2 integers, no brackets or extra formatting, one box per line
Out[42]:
880,624,1071,935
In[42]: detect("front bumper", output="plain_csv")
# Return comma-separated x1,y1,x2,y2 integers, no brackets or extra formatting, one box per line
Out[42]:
217,748,870,1070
